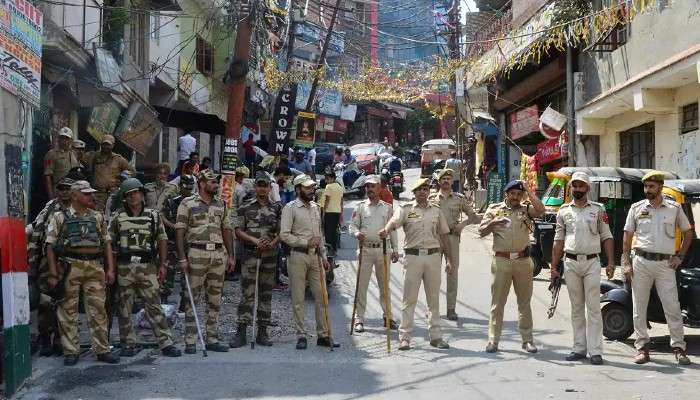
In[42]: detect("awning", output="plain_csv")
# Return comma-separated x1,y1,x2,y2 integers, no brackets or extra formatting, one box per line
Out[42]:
154,106,226,135
378,102,413,119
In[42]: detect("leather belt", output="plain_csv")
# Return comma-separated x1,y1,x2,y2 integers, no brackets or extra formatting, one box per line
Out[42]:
494,248,529,260
190,243,224,251
405,248,440,256
635,249,672,261
565,253,598,261
290,246,317,254
362,242,381,249
63,253,102,261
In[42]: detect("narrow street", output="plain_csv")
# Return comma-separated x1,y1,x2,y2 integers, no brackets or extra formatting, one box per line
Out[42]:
17,168,700,399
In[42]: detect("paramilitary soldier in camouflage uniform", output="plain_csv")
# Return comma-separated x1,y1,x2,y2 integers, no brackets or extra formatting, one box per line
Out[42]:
176,169,236,354
230,173,282,348
45,180,120,366
161,174,195,304
145,163,178,211
29,174,77,356
109,178,182,358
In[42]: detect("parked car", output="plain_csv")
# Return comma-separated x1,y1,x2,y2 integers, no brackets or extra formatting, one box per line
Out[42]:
420,139,456,177
314,142,345,174
350,143,386,175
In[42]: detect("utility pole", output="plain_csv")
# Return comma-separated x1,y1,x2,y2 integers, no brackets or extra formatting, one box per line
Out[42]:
304,0,343,111
448,0,466,192
225,0,255,139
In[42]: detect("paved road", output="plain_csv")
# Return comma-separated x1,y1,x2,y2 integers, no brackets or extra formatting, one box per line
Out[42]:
19,168,700,399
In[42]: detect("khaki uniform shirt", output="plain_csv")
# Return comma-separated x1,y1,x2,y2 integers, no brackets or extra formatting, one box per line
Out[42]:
428,191,479,234
84,151,134,191
349,199,398,252
624,198,691,255
479,201,534,252
44,148,80,184
554,200,613,254
388,201,449,249
175,194,232,245
45,207,111,246
280,199,327,257
144,181,178,211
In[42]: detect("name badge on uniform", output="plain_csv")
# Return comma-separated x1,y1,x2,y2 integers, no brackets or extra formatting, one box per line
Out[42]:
130,256,142,263
206,243,216,251
407,212,419,219
639,211,651,219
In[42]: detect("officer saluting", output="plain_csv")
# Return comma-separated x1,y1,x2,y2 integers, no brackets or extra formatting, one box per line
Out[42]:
428,168,479,321
550,172,614,365
622,171,693,365
349,175,399,332
44,180,120,366
479,180,544,354
379,177,454,351
108,178,182,358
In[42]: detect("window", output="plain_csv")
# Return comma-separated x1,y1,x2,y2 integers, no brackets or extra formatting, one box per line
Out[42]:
129,11,147,68
150,14,160,42
196,36,214,76
681,102,699,134
619,122,655,169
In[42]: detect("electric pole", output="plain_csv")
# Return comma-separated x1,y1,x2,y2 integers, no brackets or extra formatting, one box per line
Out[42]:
304,0,343,111
225,0,255,139
448,0,466,192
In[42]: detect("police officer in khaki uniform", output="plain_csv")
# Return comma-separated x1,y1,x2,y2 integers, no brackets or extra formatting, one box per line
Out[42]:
72,140,86,166
83,134,135,211
145,163,178,211
280,174,337,350
349,175,398,332
551,172,614,365
44,127,80,198
479,180,544,354
622,171,693,365
428,168,479,320
380,178,454,351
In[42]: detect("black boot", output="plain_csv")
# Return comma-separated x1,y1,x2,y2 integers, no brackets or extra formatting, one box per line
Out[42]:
255,326,273,347
229,324,247,348
39,334,53,357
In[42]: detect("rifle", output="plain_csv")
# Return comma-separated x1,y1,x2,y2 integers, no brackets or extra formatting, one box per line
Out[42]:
547,262,563,319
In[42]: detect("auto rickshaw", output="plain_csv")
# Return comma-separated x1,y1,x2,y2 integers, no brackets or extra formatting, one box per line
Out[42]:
531,167,678,276
600,179,700,340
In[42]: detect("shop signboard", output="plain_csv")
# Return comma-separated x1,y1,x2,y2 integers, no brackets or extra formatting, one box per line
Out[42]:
221,137,239,175
295,82,342,116
86,102,122,143
508,105,539,140
486,170,505,205
113,101,162,155
295,111,316,148
269,83,297,155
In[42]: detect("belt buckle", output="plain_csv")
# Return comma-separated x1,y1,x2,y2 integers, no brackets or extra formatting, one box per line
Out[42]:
577,254,587,262
509,252,519,260
418,249,428,256
130,256,142,263
205,243,216,251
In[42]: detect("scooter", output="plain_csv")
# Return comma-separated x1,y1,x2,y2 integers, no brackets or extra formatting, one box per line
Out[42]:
335,162,367,198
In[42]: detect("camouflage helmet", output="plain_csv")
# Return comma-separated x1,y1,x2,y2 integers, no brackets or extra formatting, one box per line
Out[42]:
120,178,146,195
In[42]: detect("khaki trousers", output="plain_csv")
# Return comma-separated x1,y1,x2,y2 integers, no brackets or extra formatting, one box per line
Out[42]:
488,256,533,344
445,234,460,310
355,247,389,323
564,257,603,356
288,251,328,338
632,255,686,350
399,253,442,342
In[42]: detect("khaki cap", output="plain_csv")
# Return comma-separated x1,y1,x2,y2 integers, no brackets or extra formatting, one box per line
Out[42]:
365,175,380,185
437,168,454,180
71,180,97,193
58,127,73,139
570,171,590,186
102,134,115,145
198,168,220,182
293,174,316,187
642,170,666,183
410,177,430,192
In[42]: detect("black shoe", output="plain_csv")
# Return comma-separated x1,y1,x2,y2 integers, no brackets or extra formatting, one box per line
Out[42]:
565,352,586,361
446,309,458,321
317,337,340,348
296,337,308,350
161,345,182,357
63,354,79,366
97,352,120,364
383,317,398,330
39,335,53,357
590,355,604,365
430,338,450,349
120,345,141,357
485,342,498,353
256,327,273,347
205,343,229,352
52,339,63,357
229,325,247,348
184,345,197,354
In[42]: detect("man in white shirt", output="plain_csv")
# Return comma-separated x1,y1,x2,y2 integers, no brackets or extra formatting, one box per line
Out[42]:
307,147,317,174
178,133,197,175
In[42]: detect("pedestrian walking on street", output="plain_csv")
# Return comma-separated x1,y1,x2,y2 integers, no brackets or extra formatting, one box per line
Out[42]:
109,178,182,358
230,173,282,348
349,175,399,333
280,174,338,350
44,180,120,366
550,172,614,365
379,178,455,351
622,171,693,365
175,169,236,354
319,170,344,254
428,168,479,321
478,180,545,354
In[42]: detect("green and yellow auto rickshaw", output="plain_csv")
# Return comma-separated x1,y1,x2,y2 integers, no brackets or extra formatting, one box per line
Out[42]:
530,167,678,276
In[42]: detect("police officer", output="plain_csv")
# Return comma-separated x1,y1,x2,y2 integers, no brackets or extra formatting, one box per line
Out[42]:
280,174,337,350
230,172,282,348
145,163,178,211
105,170,134,219
428,168,479,320
44,180,120,366
379,178,454,351
72,139,86,164
83,134,134,211
478,180,544,354
161,174,195,304
550,172,614,365
175,169,235,354
109,178,182,358
44,127,80,198
622,171,693,365
349,175,398,332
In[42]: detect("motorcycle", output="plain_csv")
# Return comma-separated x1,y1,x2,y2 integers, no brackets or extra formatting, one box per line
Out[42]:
334,161,367,198
381,165,403,200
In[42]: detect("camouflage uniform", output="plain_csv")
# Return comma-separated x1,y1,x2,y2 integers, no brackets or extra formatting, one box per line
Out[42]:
145,181,178,211
109,207,174,350
234,198,282,326
161,193,187,299
176,194,232,346
45,207,111,356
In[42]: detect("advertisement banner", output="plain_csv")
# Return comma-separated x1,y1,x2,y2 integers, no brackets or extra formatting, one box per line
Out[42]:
295,111,316,148
0,0,43,106
269,83,297,155
295,82,342,117
508,105,539,140
86,102,122,143
114,102,162,155
221,137,239,175
220,174,235,208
